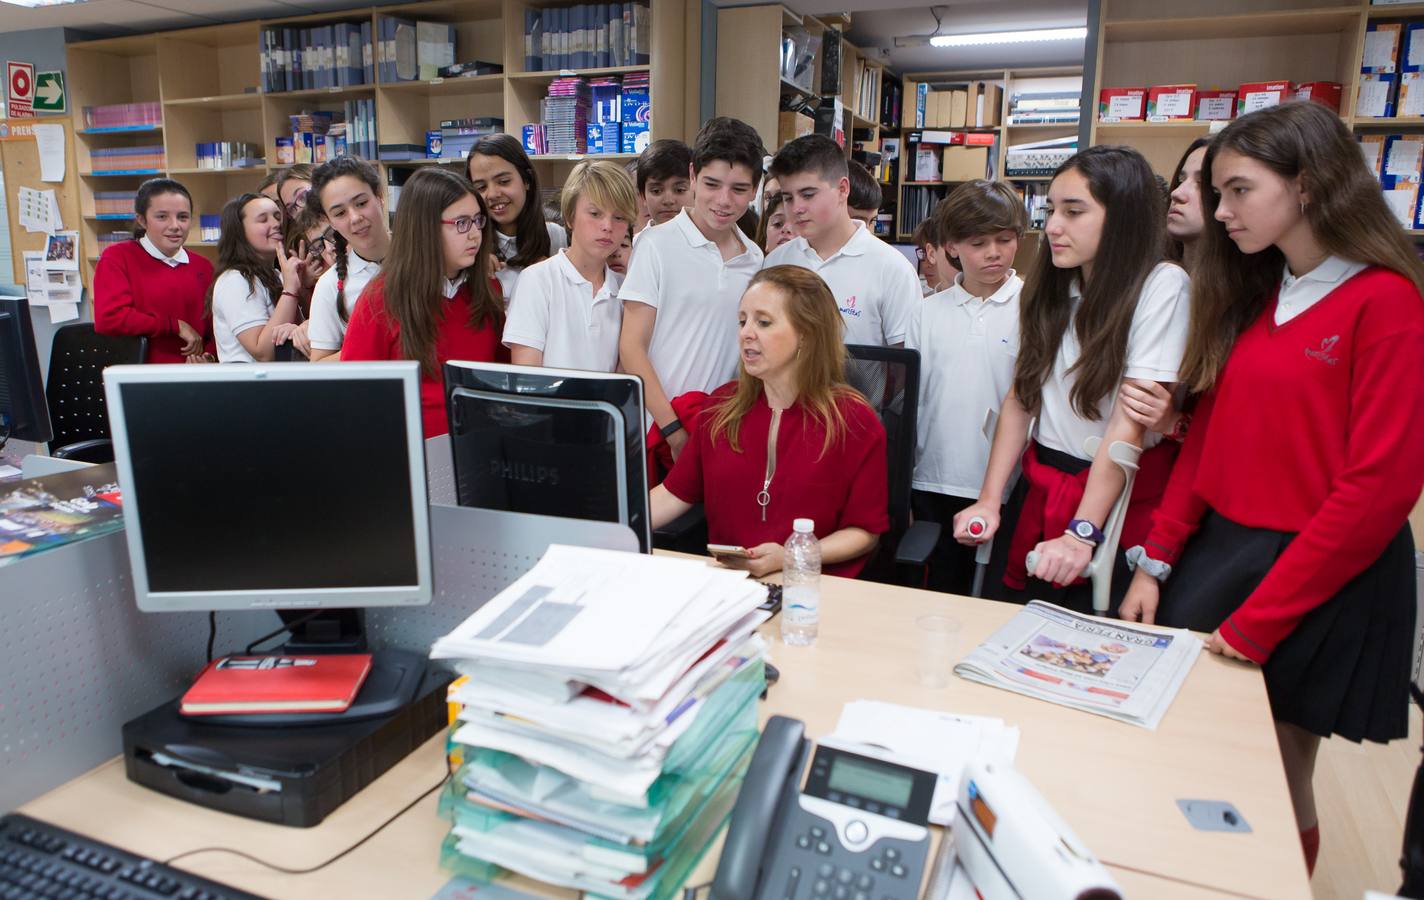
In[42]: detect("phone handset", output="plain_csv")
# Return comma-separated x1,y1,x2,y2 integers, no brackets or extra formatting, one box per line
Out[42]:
710,715,809,900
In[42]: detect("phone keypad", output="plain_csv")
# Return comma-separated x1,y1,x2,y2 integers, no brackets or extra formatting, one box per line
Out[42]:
768,812,924,900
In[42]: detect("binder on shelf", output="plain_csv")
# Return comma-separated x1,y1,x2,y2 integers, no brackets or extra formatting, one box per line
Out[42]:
1358,73,1398,119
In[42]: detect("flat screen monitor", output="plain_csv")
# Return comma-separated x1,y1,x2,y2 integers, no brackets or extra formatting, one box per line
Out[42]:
443,361,651,552
104,361,433,613
0,296,54,447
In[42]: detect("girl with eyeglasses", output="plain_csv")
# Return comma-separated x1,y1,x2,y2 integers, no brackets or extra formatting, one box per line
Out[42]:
305,157,391,362
267,205,335,358
93,177,214,363
340,168,507,437
275,164,315,226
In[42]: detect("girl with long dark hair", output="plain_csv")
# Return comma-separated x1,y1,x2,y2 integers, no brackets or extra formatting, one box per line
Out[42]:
953,146,1191,613
340,168,507,436
465,134,567,300
1120,101,1424,873
305,156,390,361
207,193,305,363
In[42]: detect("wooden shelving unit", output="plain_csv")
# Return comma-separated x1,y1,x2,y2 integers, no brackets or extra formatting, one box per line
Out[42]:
65,0,690,287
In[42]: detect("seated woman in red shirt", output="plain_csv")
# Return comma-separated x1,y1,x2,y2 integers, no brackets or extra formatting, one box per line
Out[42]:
1119,101,1424,875
340,167,507,437
650,265,889,578
93,178,213,363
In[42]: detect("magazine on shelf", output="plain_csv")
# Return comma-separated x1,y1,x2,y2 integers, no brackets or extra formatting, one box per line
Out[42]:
954,600,1202,730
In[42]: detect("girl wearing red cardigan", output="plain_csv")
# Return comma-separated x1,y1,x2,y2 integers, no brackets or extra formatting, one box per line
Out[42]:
93,178,213,363
1120,101,1424,874
340,168,507,437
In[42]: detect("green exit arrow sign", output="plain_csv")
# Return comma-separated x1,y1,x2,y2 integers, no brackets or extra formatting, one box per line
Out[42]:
34,71,64,113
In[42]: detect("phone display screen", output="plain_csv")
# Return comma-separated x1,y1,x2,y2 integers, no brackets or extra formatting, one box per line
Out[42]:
826,755,914,808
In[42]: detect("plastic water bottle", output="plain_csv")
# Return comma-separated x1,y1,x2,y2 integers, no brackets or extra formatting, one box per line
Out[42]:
781,518,821,646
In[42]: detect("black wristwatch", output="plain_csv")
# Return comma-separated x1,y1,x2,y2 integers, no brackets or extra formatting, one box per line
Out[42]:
660,418,684,439
1066,518,1105,546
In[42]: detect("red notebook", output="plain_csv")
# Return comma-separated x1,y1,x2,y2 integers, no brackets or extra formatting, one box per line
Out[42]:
180,654,373,716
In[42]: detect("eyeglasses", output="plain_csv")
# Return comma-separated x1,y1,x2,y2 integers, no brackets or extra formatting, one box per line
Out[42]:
285,188,310,218
441,214,487,234
914,247,926,260
305,229,334,259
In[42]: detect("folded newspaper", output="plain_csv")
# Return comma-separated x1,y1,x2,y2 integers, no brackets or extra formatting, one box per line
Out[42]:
954,601,1202,730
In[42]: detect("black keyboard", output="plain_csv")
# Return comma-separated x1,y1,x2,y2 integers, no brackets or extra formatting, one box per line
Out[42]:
0,814,262,900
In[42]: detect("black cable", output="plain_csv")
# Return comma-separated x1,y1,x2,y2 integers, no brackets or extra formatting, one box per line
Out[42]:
162,767,451,872
244,610,323,655
205,612,217,663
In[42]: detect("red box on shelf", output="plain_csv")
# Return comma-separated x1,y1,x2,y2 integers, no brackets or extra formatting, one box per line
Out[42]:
1195,89,1237,121
1237,80,1291,117
1098,87,1147,121
1147,84,1197,120
1293,81,1343,112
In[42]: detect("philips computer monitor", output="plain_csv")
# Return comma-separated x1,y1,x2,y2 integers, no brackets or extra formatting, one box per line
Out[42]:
0,296,54,448
104,361,433,616
443,361,651,552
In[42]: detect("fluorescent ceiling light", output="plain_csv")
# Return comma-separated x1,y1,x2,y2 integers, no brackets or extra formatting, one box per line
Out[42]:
0,0,91,6
930,27,1087,48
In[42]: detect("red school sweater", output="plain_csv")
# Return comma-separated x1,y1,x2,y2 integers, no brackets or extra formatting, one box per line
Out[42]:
93,240,214,363
1146,267,1424,663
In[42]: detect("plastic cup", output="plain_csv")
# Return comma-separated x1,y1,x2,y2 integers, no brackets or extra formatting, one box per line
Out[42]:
915,614,961,688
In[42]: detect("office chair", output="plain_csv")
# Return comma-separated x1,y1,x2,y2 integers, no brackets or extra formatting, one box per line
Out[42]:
845,344,940,586
45,324,147,463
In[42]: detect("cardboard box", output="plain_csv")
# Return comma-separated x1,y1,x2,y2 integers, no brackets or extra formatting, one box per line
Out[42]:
1364,22,1402,74
1195,89,1236,120
980,82,1002,126
1147,84,1196,119
950,90,968,128
1356,72,1398,118
778,111,814,146
1098,87,1146,121
1236,80,1290,116
1293,81,1342,111
941,145,989,182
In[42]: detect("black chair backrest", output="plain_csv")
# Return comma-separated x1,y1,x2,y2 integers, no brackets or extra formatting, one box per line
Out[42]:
845,344,920,540
45,324,147,451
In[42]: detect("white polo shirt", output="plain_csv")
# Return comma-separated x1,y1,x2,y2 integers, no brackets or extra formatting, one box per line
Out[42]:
139,235,189,266
504,249,623,372
618,208,763,400
494,221,568,303
763,220,918,346
1037,262,1191,459
1276,255,1367,325
308,248,381,352
212,269,274,363
908,270,1023,499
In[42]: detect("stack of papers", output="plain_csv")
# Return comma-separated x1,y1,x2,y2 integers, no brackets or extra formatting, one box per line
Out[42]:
430,545,771,900
954,600,1202,730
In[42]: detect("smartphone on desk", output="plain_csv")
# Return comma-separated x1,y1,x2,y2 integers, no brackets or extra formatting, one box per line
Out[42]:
708,543,751,559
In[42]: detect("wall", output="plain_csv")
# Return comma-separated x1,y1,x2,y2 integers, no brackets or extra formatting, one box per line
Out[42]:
0,27,79,381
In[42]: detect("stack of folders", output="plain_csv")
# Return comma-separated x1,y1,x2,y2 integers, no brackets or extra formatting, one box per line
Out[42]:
430,545,771,900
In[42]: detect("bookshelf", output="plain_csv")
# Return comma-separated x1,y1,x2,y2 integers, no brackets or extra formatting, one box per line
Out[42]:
64,0,691,288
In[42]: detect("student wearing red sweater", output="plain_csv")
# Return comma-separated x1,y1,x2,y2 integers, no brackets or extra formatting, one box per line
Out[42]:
93,179,213,363
340,168,507,437
1120,102,1424,874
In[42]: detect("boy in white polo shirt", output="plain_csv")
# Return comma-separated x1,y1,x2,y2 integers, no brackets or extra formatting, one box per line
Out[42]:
618,117,765,460
763,134,919,348
907,180,1027,595
505,160,636,372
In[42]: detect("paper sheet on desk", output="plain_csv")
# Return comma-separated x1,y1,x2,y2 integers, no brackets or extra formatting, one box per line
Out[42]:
827,700,1019,826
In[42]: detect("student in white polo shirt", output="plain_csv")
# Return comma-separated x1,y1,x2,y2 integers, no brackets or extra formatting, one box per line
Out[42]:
763,134,919,348
504,160,636,371
618,116,766,462
907,180,1027,595
305,157,390,361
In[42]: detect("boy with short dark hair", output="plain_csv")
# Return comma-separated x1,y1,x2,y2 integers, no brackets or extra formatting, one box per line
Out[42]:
907,179,1028,594
847,160,882,231
618,117,766,460
636,139,693,228
764,134,918,348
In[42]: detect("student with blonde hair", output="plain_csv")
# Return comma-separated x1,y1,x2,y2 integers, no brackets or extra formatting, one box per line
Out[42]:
649,265,889,578
505,160,637,371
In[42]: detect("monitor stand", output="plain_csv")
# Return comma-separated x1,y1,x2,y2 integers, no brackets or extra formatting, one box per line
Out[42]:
191,608,429,727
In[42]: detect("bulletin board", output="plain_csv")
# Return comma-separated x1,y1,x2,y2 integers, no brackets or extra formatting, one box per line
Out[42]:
0,115,83,289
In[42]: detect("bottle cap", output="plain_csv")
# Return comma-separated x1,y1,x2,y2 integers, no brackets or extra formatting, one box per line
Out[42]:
793,518,815,534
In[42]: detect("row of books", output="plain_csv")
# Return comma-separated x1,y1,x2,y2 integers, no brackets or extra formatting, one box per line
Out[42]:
197,215,221,243
430,546,770,900
97,230,131,248
522,2,651,72
902,80,1003,129
1360,23,1424,118
1008,90,1079,125
91,146,165,174
426,117,504,161
378,18,456,82
195,141,263,170
94,191,137,216
1361,133,1424,230
260,22,372,92
82,102,161,131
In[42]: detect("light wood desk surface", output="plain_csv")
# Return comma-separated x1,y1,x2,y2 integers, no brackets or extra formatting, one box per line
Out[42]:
20,572,1309,900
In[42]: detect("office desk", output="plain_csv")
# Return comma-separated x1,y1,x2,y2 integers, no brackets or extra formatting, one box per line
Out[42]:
20,573,1310,900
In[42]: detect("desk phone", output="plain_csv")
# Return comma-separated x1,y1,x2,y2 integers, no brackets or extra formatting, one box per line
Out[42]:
712,716,937,900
